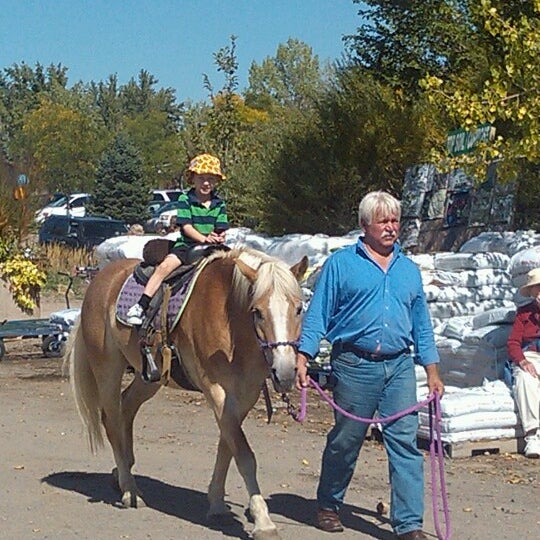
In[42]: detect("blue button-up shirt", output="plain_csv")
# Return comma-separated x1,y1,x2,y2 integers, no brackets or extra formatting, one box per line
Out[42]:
299,238,439,366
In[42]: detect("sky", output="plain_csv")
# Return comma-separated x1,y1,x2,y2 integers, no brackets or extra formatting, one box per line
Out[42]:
0,0,363,103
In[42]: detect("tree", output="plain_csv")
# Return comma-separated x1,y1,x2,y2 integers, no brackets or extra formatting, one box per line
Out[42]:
89,70,185,188
10,94,109,194
245,38,328,110
92,134,150,223
420,1,540,180
0,62,69,145
260,68,437,234
123,109,185,188
202,36,242,167
344,1,485,100
344,1,540,229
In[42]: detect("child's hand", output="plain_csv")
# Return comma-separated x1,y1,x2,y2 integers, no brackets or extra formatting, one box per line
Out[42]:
206,231,226,243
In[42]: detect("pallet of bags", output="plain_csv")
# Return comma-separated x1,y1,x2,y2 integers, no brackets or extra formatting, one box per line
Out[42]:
507,244,540,306
433,306,515,387
416,381,523,458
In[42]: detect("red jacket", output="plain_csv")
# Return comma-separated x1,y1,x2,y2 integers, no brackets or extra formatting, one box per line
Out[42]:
507,301,540,364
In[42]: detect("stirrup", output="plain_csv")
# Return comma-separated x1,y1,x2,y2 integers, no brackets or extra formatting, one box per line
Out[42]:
140,344,160,383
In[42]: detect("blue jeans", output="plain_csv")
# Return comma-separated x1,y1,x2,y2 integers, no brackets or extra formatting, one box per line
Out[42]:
316,350,423,535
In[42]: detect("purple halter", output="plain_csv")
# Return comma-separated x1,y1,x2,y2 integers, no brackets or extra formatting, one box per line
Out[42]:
253,316,299,356
257,336,299,350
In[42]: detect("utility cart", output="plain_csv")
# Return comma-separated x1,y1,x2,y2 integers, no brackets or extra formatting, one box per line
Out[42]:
0,317,68,360
0,268,94,361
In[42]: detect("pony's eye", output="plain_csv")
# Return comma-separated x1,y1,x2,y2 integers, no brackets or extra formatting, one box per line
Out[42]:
252,308,263,321
296,305,303,316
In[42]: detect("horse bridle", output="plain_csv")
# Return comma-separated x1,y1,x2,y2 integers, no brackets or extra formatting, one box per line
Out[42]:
252,317,299,361
252,316,301,422
257,336,299,351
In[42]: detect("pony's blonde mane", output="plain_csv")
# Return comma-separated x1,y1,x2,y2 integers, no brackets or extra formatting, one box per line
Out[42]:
208,247,301,308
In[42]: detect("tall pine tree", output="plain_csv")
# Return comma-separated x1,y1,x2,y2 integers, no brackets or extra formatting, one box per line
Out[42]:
93,133,150,223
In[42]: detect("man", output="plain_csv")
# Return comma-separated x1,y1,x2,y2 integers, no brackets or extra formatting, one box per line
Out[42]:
296,191,444,539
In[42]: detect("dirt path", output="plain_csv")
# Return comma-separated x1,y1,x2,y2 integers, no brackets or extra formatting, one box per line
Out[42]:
0,295,538,540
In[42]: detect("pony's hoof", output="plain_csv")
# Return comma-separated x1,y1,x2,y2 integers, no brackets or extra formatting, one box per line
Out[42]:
207,502,235,525
252,529,281,540
121,490,146,508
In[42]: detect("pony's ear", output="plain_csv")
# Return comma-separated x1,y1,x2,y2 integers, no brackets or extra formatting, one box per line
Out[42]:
234,258,258,284
290,256,309,282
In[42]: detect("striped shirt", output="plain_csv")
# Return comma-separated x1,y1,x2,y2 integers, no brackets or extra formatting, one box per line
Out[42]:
174,188,229,248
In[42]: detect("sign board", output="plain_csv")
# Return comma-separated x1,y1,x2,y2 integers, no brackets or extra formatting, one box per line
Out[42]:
446,123,496,156
17,173,29,186
13,186,27,200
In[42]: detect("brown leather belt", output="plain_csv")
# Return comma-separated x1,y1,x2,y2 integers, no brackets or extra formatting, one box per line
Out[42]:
336,342,409,361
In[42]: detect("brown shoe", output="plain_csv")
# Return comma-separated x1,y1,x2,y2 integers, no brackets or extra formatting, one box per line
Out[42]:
397,531,428,540
316,508,344,533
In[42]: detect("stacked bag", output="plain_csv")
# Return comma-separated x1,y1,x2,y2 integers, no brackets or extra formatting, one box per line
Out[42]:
416,381,521,444
411,230,540,446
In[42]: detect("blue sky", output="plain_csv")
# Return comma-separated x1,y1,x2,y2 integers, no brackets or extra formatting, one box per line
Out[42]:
0,0,362,103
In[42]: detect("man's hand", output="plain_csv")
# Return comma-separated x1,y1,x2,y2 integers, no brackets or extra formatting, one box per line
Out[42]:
425,363,444,397
296,352,310,390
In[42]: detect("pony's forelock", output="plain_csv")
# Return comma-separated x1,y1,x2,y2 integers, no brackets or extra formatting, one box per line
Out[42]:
215,248,301,308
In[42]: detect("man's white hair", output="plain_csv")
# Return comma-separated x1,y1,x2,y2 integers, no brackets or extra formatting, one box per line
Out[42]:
358,191,401,228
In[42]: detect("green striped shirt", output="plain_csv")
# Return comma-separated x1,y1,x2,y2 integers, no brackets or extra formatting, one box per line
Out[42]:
174,189,229,248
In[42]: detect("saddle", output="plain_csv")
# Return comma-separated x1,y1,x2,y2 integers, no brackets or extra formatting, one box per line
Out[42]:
134,240,230,385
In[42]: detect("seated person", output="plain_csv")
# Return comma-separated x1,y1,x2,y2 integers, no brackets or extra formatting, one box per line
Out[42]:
126,154,229,325
507,268,540,458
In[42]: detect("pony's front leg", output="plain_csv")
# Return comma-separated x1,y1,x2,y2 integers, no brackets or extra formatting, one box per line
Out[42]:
219,417,281,540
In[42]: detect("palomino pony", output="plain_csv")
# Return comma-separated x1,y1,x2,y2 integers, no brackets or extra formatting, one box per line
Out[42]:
68,247,308,540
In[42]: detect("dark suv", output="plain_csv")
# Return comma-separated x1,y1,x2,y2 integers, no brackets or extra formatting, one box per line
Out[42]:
39,215,129,249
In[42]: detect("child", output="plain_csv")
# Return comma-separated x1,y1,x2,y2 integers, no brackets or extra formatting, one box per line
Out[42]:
126,154,229,325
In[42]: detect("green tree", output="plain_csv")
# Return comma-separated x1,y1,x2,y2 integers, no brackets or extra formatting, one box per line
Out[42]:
202,36,242,168
10,94,108,194
420,1,540,178
93,134,150,223
245,38,328,110
89,75,122,131
260,68,436,234
345,1,485,100
123,109,184,188
90,70,185,188
0,62,69,146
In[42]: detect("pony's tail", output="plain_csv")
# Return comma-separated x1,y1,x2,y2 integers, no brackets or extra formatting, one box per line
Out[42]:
68,321,104,453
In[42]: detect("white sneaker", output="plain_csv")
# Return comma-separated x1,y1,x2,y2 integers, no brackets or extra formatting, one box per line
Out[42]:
524,434,540,459
126,304,144,326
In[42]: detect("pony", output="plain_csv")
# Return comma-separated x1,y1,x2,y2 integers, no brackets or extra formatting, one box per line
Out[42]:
68,247,308,540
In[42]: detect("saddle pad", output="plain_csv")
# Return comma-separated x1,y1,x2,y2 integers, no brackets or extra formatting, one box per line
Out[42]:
116,258,210,330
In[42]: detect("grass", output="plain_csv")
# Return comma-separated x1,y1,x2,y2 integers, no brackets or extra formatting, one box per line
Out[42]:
38,244,96,298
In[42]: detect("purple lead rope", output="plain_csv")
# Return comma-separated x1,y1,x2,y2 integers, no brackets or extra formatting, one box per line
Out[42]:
292,381,451,540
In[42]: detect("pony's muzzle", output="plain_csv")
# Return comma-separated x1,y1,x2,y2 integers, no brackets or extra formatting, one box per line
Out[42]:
269,354,297,392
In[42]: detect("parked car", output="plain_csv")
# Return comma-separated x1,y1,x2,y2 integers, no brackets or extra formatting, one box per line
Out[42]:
35,193,92,223
145,200,183,232
146,200,167,216
151,189,182,203
38,215,129,249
